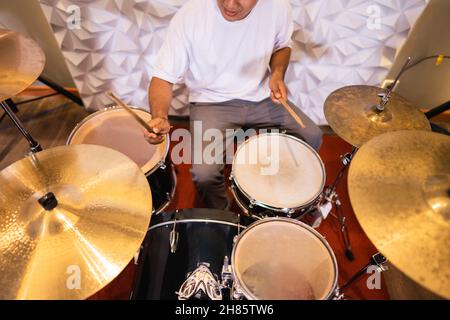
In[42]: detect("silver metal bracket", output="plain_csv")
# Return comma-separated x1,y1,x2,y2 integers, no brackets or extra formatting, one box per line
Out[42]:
169,220,179,253
158,160,167,170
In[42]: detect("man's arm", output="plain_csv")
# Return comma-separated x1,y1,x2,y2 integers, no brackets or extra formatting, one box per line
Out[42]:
269,47,291,104
145,77,173,144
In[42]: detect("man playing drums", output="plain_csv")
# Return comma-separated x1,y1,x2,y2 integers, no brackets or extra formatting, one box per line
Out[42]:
145,0,323,210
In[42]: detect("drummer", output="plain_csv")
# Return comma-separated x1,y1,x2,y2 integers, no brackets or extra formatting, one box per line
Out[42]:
145,0,323,210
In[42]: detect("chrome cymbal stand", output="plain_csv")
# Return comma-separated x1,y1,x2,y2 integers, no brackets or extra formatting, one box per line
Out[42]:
1,100,42,153
321,147,357,261
336,252,388,299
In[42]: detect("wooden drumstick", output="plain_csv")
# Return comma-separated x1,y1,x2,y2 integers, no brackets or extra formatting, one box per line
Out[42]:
106,91,164,135
279,99,306,129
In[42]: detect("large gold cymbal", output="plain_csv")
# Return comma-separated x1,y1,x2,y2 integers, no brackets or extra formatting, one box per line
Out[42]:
348,130,450,299
324,85,431,147
0,29,45,101
0,144,152,299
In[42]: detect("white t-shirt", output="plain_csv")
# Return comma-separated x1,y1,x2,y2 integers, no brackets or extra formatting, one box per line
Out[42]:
152,0,294,103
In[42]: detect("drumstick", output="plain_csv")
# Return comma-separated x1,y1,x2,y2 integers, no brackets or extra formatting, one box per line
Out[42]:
106,91,163,135
279,99,306,129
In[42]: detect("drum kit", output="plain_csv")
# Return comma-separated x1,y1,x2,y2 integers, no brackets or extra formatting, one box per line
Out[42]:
1,29,449,300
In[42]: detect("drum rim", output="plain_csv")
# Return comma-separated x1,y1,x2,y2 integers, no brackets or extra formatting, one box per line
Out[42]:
230,217,338,300
231,133,326,212
148,218,245,231
66,106,170,175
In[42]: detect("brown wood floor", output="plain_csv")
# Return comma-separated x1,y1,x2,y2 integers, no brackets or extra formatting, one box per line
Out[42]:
1,92,392,300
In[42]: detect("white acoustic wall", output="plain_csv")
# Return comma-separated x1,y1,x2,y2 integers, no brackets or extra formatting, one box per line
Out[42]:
39,0,428,124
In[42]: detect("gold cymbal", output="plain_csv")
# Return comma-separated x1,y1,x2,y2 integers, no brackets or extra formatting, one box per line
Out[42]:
348,130,450,299
324,85,431,147
0,29,45,101
0,144,152,299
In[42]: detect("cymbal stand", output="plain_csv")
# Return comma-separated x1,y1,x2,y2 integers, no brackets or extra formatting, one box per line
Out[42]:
377,57,411,111
321,147,358,261
338,252,388,298
0,100,42,153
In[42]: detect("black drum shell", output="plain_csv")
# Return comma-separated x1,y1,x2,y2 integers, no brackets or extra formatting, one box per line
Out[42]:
230,181,317,220
131,209,247,300
147,161,176,215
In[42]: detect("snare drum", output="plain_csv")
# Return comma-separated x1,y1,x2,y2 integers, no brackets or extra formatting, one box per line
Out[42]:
230,133,326,219
231,217,338,300
131,208,243,300
67,106,176,214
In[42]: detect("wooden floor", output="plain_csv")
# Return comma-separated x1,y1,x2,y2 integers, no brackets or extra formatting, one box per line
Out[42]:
1,93,392,300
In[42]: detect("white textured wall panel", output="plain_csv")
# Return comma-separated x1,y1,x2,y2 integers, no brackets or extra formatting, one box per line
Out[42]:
39,0,428,124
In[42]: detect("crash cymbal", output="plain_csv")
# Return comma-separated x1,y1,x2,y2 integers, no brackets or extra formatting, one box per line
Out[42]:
324,85,431,147
348,130,450,299
0,29,45,101
0,144,152,299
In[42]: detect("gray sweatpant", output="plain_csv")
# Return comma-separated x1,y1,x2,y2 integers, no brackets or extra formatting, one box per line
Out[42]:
189,98,323,210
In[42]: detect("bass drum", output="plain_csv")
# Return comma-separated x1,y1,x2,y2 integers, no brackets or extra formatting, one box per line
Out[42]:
131,208,245,300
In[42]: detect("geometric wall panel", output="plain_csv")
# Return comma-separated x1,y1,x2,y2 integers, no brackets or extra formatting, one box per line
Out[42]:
39,0,428,124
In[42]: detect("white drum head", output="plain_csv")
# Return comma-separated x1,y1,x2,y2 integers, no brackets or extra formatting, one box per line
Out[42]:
232,219,337,300
232,134,325,209
68,107,168,174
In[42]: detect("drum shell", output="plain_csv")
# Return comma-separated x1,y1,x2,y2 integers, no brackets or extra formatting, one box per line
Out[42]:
230,179,319,219
130,209,243,300
147,160,176,215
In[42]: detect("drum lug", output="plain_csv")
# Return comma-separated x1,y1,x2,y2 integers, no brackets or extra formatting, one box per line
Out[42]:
166,192,171,200
229,173,234,181
158,160,167,170
169,220,179,253
249,198,256,209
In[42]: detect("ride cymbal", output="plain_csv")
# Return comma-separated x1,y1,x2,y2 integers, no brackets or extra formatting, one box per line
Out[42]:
348,130,450,299
0,144,152,299
324,85,431,147
0,29,45,101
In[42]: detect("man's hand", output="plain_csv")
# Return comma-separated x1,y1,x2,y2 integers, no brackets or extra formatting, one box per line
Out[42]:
144,117,171,144
269,73,288,104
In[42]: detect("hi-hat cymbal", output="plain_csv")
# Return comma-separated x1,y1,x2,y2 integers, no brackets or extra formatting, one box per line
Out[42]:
0,29,45,101
0,144,152,299
348,130,450,299
324,85,431,147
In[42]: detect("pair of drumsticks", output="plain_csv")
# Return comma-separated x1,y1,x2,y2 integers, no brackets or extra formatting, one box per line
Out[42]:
107,91,305,134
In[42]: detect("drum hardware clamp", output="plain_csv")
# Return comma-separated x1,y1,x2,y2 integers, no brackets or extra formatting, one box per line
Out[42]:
158,160,167,170
339,252,388,294
220,256,234,299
